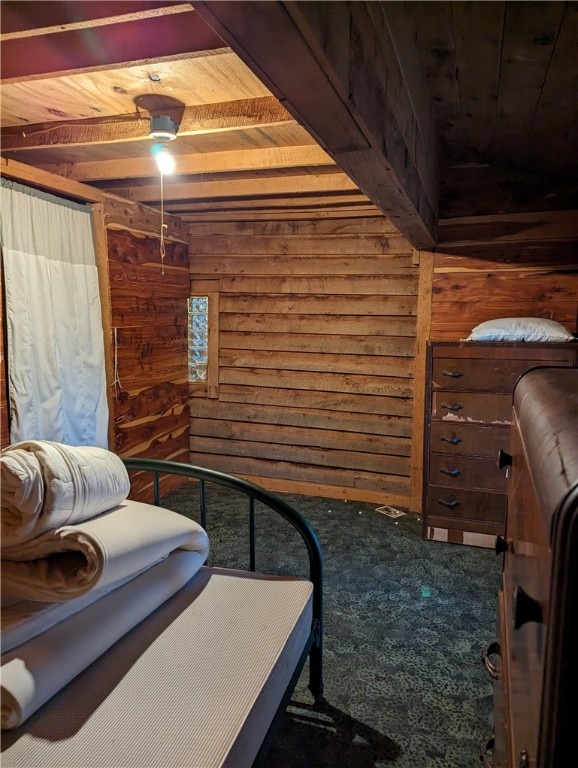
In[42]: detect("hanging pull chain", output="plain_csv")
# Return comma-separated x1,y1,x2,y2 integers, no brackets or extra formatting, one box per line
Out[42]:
112,327,124,397
160,172,167,277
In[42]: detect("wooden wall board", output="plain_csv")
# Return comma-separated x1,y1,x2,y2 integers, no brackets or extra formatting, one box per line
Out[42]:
188,218,402,237
430,210,578,341
190,417,411,457
219,332,416,358
190,435,410,477
192,238,412,257
219,295,417,317
219,350,414,378
189,215,419,507
218,313,417,337
106,225,190,489
223,474,410,507
115,381,190,423
189,399,412,439
103,194,189,243
188,450,411,498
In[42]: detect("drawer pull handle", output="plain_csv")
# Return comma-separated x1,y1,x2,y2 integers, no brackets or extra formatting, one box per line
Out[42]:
513,585,543,629
440,467,461,477
440,435,462,445
442,369,464,378
481,640,501,679
441,402,463,412
437,497,460,510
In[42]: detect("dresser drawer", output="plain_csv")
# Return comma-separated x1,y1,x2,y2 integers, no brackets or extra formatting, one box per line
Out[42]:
425,486,507,524
429,453,507,492
432,357,547,392
431,391,512,423
429,422,510,458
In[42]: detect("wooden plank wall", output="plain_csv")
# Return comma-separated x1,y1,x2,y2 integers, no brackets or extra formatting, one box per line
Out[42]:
431,211,578,340
188,217,423,508
103,196,192,500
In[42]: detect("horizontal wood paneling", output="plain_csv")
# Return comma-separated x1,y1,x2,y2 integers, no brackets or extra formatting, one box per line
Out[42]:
189,399,412,438
107,223,190,496
220,294,417,315
219,313,417,336
431,211,578,341
191,416,411,455
189,451,411,497
220,332,416,357
189,216,419,506
200,384,414,418
216,275,418,296
219,350,414,377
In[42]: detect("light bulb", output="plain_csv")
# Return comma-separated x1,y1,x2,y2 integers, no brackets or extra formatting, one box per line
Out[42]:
152,142,175,175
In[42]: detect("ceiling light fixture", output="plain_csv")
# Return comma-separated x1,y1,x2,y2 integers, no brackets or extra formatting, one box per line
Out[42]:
149,115,179,277
149,114,178,175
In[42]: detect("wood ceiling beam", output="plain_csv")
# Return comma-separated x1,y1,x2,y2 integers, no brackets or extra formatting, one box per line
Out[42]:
194,1,439,248
1,2,193,40
40,145,336,182
109,173,359,202
1,7,222,82
0,156,103,203
182,207,383,222
164,192,369,213
1,97,294,151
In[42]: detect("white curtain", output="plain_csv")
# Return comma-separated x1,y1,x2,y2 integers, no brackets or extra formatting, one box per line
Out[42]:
0,179,108,447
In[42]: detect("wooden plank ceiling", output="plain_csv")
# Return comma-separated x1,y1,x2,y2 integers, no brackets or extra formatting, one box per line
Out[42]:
1,1,577,249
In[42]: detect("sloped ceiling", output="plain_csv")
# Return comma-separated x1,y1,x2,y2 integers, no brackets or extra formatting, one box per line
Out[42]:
1,1,577,250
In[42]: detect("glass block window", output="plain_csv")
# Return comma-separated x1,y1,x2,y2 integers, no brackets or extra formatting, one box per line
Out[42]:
188,296,208,381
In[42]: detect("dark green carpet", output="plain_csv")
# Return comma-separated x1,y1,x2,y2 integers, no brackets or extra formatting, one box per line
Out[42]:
163,483,501,768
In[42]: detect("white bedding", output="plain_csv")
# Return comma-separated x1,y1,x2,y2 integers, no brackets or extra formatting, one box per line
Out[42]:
1,567,314,768
1,560,165,652
1,441,130,548
1,550,207,730
1,500,210,602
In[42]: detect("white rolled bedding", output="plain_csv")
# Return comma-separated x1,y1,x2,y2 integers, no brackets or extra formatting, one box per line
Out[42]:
1,550,207,730
1,559,167,652
1,440,130,548
1,500,210,602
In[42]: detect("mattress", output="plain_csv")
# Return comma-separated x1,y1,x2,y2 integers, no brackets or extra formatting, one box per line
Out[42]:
1,566,313,768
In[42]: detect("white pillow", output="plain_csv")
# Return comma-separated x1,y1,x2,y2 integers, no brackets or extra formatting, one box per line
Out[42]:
465,318,575,342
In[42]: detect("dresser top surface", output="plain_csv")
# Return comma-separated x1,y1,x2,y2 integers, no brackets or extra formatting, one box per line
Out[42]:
514,367,578,518
429,341,577,360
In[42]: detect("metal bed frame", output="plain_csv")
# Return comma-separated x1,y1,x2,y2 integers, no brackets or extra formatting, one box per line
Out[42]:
122,457,324,764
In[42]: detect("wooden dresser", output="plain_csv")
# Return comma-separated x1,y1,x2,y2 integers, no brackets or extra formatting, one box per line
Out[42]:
422,342,577,547
489,367,578,768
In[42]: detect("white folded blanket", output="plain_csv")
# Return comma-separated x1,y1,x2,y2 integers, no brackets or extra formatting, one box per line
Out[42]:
1,441,130,548
1,500,210,602
1,550,207,730
1,560,165,652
